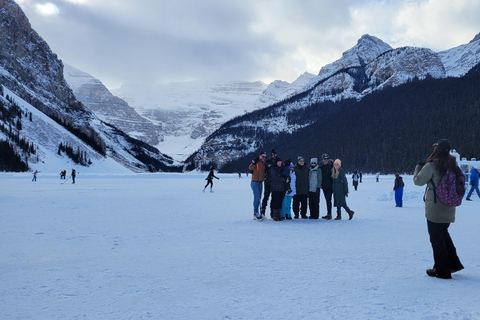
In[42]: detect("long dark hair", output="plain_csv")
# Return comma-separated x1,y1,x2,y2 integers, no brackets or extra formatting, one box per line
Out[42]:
426,146,456,176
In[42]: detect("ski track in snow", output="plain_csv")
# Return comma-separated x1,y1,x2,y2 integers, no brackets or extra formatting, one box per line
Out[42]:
1,173,479,320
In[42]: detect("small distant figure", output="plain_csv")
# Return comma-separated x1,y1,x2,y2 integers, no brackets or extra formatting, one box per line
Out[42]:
203,167,219,193
393,173,405,207
352,171,360,191
60,170,67,179
359,171,363,183
32,170,39,181
246,172,249,177
71,169,76,184
238,172,242,179
376,172,380,182
466,166,480,201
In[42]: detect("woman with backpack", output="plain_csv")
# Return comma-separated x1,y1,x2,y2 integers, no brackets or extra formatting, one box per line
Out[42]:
413,139,464,279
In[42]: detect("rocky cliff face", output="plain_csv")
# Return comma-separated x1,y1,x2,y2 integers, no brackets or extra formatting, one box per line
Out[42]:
0,0,104,151
1,0,107,167
366,47,445,89
64,64,162,146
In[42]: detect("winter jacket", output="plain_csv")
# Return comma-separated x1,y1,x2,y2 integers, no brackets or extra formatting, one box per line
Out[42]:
309,165,323,192
263,157,278,185
294,164,310,195
470,168,479,186
320,160,334,190
206,170,218,181
286,170,297,196
413,161,455,223
249,160,265,182
269,164,288,192
394,176,404,190
332,168,349,207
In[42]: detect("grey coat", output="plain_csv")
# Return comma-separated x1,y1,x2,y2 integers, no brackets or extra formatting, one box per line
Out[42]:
309,165,323,192
413,161,456,223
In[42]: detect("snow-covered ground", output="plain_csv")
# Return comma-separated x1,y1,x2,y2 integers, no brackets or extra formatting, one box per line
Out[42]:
1,172,479,319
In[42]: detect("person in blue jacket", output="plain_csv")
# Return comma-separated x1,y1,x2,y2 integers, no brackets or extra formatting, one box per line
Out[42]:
393,173,405,207
466,167,480,200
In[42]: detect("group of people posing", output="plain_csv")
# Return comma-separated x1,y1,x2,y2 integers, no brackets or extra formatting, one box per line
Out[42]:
249,149,354,221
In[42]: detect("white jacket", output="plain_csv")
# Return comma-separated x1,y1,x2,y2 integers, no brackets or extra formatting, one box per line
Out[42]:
286,170,296,196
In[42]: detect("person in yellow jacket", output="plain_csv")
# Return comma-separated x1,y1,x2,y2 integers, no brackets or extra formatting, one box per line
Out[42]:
249,151,267,220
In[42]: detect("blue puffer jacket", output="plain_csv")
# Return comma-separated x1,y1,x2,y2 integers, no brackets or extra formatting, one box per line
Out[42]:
470,168,479,186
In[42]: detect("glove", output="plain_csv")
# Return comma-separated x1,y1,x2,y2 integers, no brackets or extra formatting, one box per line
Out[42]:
287,189,292,194
472,181,475,186
316,188,320,193
252,157,259,164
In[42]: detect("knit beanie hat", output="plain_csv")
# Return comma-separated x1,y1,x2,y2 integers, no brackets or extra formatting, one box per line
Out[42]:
310,158,318,164
297,156,304,162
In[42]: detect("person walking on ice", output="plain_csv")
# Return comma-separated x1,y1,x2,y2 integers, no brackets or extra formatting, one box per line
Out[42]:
203,167,219,193
32,170,40,181
466,166,480,201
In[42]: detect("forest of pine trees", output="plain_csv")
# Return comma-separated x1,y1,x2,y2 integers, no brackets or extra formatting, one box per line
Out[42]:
57,142,92,166
0,91,35,171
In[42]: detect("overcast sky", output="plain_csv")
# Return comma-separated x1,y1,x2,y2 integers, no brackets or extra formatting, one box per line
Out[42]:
16,0,480,90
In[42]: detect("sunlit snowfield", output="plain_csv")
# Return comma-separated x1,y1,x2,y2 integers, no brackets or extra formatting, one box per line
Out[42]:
1,172,479,319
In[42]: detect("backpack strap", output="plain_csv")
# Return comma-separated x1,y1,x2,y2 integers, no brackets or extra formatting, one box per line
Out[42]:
425,178,437,204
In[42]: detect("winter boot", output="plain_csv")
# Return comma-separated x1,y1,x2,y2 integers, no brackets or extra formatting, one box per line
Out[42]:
322,215,332,220
346,207,355,220
273,209,282,221
334,209,341,220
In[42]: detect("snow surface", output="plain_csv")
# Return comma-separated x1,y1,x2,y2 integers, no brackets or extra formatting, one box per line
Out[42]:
1,172,479,319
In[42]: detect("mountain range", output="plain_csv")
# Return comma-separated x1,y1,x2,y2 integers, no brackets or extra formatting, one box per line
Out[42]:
1,0,479,173
184,33,480,172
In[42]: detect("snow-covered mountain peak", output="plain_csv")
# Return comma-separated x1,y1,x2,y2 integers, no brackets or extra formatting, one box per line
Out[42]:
318,34,392,79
